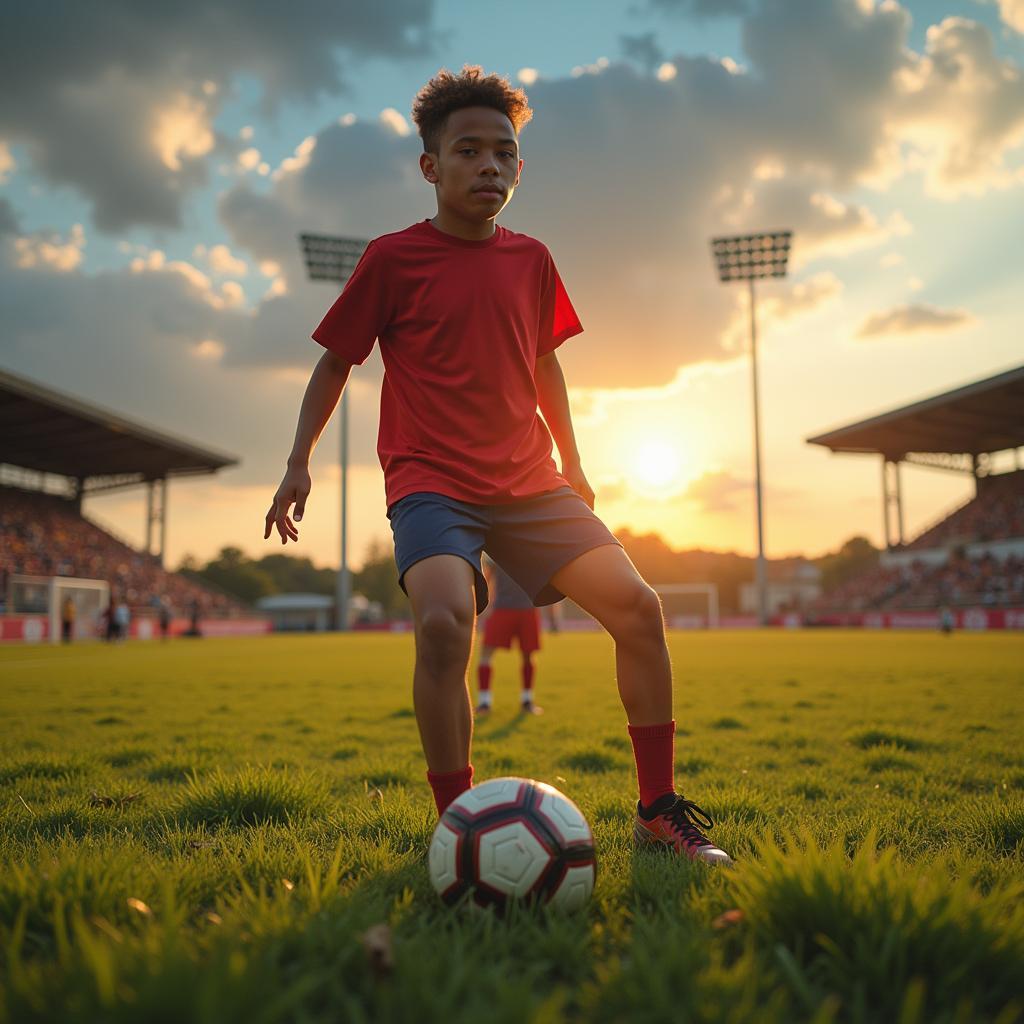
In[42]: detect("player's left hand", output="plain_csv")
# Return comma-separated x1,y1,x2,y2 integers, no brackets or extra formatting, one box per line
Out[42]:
562,462,595,510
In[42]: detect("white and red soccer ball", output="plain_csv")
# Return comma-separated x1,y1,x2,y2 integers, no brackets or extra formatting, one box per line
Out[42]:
428,777,596,911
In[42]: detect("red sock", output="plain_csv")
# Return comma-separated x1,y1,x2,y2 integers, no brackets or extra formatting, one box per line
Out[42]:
521,660,534,694
477,664,492,692
427,764,473,816
628,721,675,808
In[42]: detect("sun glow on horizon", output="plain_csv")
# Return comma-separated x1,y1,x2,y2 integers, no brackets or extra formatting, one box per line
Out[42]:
630,439,686,493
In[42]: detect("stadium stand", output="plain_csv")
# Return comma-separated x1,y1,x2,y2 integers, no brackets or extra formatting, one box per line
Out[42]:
907,470,1024,550
1,367,257,639
0,484,246,618
808,366,1024,621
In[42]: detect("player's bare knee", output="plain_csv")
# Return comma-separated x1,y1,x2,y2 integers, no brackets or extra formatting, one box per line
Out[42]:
416,606,473,677
608,583,664,648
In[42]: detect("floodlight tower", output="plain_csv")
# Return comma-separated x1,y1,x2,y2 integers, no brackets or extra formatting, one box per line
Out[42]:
709,230,792,626
298,233,370,631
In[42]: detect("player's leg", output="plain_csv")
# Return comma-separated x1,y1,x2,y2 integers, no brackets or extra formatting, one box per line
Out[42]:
476,643,496,714
549,545,669,724
518,611,542,714
550,543,732,865
404,554,477,813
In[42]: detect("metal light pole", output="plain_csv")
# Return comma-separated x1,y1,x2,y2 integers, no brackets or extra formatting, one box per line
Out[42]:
298,232,369,631
709,230,792,626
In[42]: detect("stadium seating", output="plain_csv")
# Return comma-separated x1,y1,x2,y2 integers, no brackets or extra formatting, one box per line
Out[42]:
908,470,1024,550
0,485,247,618
814,471,1024,613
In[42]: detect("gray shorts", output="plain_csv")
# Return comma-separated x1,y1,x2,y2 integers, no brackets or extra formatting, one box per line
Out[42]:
387,486,621,614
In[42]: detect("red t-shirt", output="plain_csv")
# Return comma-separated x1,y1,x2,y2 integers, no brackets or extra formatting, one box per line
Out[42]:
311,219,583,507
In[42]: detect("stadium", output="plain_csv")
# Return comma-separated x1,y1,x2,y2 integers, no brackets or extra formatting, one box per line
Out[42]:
2,3,1024,1021
3,364,1021,642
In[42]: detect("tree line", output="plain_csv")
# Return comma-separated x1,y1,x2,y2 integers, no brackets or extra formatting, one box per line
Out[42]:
178,533,878,617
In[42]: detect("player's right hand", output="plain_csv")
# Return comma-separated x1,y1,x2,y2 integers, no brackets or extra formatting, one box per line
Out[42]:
264,463,312,544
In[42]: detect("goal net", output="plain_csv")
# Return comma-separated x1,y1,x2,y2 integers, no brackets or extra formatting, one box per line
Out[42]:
653,583,720,629
7,574,109,643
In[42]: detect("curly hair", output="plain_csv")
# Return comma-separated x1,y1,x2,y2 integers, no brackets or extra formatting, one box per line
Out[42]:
412,65,533,154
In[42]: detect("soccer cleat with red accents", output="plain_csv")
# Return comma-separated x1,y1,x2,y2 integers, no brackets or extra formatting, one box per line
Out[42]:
634,793,733,865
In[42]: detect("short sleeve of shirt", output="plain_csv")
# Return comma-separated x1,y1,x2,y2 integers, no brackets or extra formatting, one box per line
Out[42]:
536,250,583,357
311,241,392,365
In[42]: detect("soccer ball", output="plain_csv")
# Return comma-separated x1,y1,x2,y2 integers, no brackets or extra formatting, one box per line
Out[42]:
428,777,596,911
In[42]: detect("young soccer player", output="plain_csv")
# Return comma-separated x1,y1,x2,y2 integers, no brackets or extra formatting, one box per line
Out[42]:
476,558,543,716
264,66,731,864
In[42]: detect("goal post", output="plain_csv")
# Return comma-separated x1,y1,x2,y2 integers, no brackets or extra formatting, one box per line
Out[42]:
653,583,720,629
7,574,109,643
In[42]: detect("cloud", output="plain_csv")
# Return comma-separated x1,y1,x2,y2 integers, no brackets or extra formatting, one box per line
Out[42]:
202,3,1020,390
895,17,1024,195
0,1,437,231
856,303,975,338
993,0,1024,34
13,223,86,272
619,32,665,74
206,244,248,277
681,470,752,513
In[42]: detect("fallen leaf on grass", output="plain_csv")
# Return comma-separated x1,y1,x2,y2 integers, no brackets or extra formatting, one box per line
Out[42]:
711,909,745,930
90,791,142,809
360,922,394,977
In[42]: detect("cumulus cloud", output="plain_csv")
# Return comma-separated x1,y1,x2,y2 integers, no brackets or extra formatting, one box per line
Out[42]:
198,2,1021,389
206,244,248,277
895,17,1024,195
13,223,86,272
995,0,1024,32
619,32,664,73
0,1,437,231
856,303,975,338
0,218,384,486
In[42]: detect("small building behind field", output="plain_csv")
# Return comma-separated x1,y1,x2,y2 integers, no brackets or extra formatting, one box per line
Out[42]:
739,559,822,616
257,593,334,632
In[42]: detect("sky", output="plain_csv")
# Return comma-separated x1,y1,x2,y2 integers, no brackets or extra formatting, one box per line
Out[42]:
2,0,1023,573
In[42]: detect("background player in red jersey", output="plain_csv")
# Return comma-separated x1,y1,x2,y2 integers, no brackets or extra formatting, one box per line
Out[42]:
476,557,543,716
265,66,731,865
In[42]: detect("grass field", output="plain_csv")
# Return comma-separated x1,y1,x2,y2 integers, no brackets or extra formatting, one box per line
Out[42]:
1,630,1023,1023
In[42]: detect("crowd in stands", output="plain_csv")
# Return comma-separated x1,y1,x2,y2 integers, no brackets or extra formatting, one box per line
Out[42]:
909,470,1024,550
813,553,1024,613
814,471,1024,613
0,485,247,619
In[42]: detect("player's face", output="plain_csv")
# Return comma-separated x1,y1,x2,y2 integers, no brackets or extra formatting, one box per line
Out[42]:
422,106,523,223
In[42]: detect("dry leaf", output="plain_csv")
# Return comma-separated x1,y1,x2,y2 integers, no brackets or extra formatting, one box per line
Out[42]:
90,791,142,809
126,898,152,916
711,909,745,930
360,922,394,977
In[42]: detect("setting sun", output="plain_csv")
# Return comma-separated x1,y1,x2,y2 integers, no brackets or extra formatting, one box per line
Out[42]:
631,439,684,491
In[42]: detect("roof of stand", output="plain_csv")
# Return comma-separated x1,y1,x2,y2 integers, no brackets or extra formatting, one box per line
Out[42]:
807,364,1024,460
0,367,238,481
